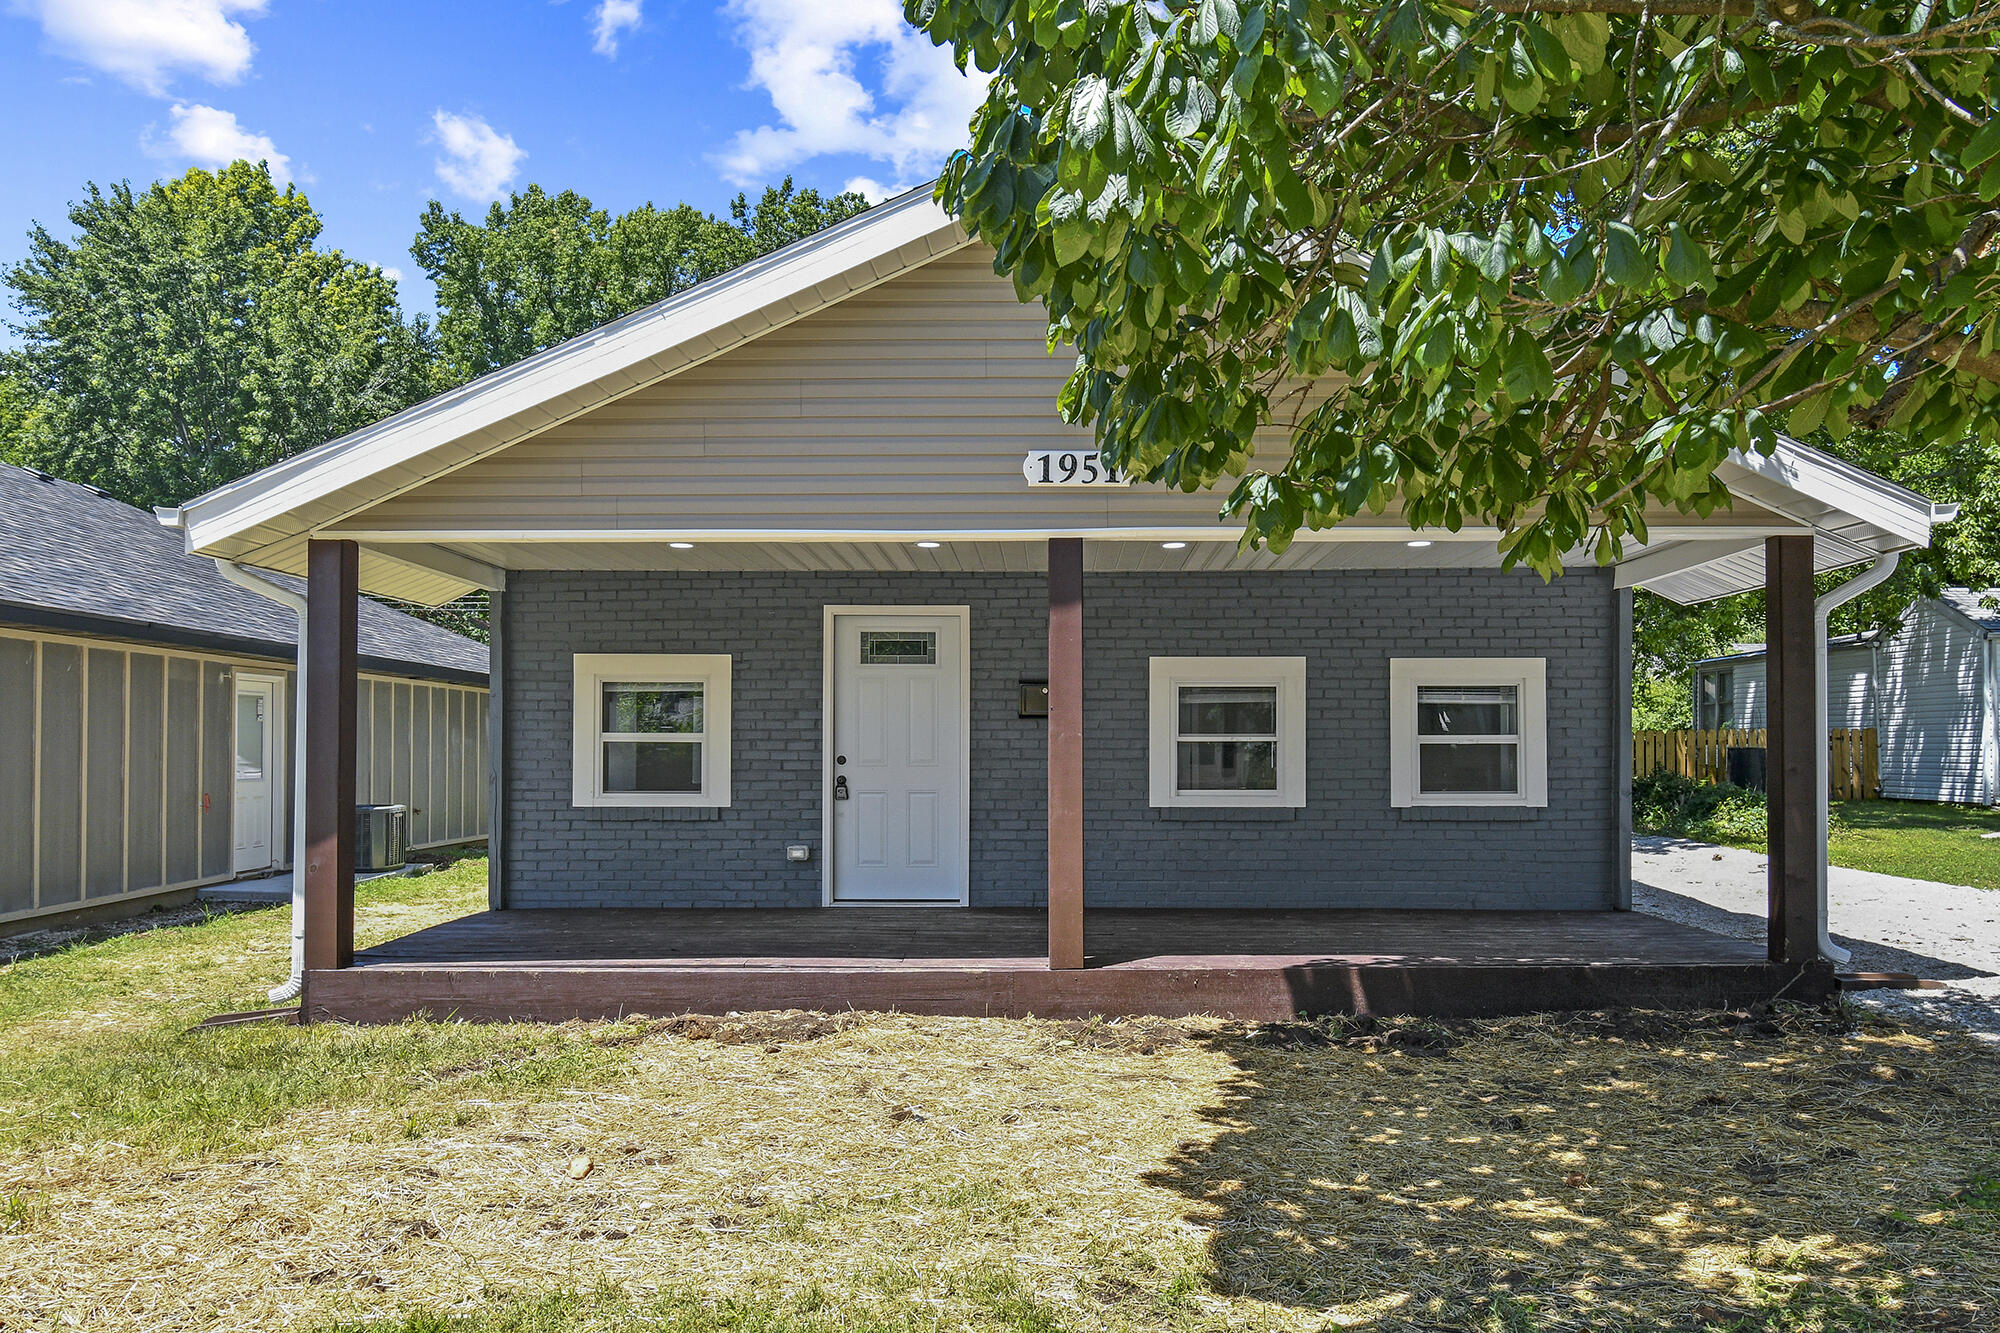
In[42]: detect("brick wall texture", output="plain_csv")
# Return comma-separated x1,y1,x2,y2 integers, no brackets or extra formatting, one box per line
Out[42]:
501,568,1622,910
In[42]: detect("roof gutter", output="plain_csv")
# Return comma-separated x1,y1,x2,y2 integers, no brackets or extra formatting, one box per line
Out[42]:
1812,553,1901,964
211,557,310,1003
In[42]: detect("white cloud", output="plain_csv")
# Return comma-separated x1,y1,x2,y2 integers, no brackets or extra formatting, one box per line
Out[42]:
11,0,266,95
380,265,405,285
144,102,290,182
591,0,642,57
430,109,525,201
712,0,988,188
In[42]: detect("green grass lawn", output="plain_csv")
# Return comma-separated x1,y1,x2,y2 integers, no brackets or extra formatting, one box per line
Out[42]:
1638,789,2000,890
1829,801,2000,889
4,860,2000,1331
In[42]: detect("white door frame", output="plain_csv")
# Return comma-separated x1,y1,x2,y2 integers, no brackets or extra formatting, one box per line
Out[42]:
820,605,972,907
233,671,286,874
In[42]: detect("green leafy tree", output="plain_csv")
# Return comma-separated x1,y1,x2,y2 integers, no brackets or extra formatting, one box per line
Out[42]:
906,0,2000,573
4,162,435,510
0,361,37,466
414,177,870,383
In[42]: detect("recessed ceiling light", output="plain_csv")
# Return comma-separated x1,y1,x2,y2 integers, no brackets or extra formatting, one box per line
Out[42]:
1406,539,1434,549
669,542,694,550
915,540,942,549
1161,541,1188,550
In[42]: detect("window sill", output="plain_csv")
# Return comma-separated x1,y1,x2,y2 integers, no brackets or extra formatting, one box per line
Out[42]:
1395,805,1543,822
569,805,725,821
1152,806,1301,822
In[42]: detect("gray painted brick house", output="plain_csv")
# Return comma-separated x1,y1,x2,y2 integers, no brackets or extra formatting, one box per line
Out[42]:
154,187,1953,1019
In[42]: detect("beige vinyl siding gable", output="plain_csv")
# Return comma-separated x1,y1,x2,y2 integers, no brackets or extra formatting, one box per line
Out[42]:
335,250,1809,547
337,250,1298,537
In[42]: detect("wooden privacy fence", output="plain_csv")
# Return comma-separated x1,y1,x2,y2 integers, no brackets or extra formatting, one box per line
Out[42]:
1633,728,1879,799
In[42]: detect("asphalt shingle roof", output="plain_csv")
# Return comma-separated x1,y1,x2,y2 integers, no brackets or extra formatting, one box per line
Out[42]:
0,463,487,679
1940,587,2000,632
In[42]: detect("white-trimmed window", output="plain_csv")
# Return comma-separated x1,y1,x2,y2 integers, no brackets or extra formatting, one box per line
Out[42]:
1148,657,1307,808
1389,658,1547,808
572,654,731,807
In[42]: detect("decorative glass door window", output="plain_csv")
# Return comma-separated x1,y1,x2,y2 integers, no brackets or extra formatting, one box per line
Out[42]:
859,630,937,665
572,654,732,807
1175,685,1279,792
1416,685,1520,796
601,681,704,793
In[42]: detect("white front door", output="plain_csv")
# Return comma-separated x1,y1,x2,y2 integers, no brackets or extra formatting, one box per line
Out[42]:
828,610,968,904
233,677,279,874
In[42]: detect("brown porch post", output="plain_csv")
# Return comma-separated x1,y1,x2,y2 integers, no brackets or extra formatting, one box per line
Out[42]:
1047,537,1085,970
303,539,359,991
1765,535,1818,964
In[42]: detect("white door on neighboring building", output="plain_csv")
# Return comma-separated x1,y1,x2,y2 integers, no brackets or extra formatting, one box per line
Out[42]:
233,677,280,874
827,609,969,904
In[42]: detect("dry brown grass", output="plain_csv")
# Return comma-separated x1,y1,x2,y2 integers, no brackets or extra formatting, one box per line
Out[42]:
3,867,1998,1331
3,1004,1998,1332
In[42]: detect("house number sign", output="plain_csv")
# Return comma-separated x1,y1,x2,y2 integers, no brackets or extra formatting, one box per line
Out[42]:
1022,449,1126,486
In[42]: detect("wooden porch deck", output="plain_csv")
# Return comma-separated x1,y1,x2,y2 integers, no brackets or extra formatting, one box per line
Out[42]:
305,908,1827,1023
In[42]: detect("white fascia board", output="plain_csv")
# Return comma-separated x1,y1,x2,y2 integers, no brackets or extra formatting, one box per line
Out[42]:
1720,436,1939,549
177,187,970,556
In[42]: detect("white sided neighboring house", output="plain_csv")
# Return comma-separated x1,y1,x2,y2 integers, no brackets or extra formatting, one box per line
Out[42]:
1693,589,2000,806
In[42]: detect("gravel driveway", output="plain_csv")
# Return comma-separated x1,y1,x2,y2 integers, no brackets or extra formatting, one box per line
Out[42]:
1634,835,2000,1038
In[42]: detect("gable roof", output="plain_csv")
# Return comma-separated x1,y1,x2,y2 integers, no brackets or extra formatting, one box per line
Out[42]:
0,464,487,681
158,184,1948,607
166,185,970,603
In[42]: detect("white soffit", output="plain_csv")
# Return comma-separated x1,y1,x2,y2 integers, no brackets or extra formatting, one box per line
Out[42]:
1635,437,1946,604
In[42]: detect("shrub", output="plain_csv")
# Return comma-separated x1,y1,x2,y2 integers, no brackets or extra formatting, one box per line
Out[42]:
1633,770,1768,844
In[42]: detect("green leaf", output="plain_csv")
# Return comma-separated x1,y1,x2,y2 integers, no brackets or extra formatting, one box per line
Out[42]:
1501,335,1554,402
1603,222,1649,290
1052,217,1092,266
1068,76,1112,150
1562,11,1609,74
1662,222,1714,291
1166,78,1216,139
1500,36,1545,113
1963,117,2000,170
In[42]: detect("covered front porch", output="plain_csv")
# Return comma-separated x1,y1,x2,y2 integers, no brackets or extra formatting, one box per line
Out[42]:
306,904,1791,1023
155,194,1951,1021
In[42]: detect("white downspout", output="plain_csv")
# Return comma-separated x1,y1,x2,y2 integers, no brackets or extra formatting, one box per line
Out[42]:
1812,552,1900,964
211,557,311,1003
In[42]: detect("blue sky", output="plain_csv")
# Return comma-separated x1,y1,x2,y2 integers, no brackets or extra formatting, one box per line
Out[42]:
0,1,989,335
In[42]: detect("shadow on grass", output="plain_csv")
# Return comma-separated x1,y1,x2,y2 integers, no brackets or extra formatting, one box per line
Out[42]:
1140,1008,1999,1331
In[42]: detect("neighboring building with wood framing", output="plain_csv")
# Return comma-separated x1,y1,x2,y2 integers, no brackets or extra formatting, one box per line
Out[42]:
0,464,490,933
1694,588,2000,806
157,188,1953,1021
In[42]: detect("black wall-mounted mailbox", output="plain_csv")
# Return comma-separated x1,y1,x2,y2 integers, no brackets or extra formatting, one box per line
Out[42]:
1019,677,1049,718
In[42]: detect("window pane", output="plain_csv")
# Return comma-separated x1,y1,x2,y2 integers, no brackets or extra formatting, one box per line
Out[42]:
1178,686,1278,737
1417,686,1517,736
235,694,264,771
860,631,936,665
603,682,703,734
1419,742,1518,794
1177,740,1277,791
603,741,702,793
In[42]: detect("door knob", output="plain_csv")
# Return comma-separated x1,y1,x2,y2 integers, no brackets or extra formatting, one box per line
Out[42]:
833,775,850,801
